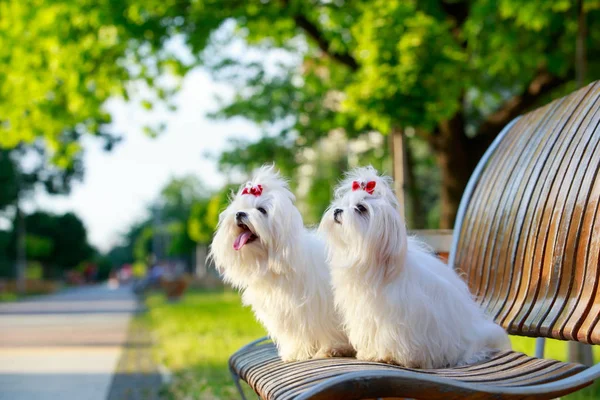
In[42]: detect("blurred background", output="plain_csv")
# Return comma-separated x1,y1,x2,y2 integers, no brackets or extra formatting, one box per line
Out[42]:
0,1,599,399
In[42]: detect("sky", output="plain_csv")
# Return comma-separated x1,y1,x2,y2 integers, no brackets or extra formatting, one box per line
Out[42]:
27,68,261,252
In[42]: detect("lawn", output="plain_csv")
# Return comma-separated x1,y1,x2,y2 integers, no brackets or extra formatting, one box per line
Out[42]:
509,337,600,400
144,289,265,399
145,289,600,400
0,292,18,302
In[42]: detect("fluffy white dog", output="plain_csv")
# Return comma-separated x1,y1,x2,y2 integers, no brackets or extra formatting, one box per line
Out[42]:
320,166,510,369
209,165,352,361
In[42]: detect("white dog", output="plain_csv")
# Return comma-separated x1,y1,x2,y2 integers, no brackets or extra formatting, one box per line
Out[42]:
320,166,510,369
209,165,352,361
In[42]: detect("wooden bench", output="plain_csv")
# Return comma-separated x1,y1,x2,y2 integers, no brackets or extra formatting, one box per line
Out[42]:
228,81,600,399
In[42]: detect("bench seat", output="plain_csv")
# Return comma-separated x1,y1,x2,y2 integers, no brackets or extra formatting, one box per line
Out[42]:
230,337,592,400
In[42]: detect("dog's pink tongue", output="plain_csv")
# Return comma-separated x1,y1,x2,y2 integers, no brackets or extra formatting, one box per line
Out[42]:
233,231,253,250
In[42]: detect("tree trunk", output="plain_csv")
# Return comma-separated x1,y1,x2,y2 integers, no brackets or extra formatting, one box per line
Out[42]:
15,201,26,294
431,112,475,229
390,127,426,228
403,134,427,229
13,160,27,294
390,127,405,219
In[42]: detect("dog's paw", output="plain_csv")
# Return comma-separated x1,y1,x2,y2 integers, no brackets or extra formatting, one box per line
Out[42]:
375,355,401,366
355,351,378,362
280,351,311,362
356,351,402,365
331,344,357,358
314,344,356,359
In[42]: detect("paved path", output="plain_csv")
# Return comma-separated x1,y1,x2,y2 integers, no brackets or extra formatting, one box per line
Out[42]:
0,284,157,400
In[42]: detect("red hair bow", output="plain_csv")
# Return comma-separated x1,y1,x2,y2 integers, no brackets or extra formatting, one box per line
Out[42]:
242,184,263,196
352,180,376,195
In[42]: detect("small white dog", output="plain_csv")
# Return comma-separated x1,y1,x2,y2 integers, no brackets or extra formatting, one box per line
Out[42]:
320,166,510,369
209,165,352,361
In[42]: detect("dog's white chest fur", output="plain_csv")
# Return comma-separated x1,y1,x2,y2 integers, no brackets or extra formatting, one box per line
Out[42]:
239,232,350,361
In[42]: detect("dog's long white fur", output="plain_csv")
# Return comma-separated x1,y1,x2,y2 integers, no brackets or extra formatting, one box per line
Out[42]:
320,166,511,368
209,165,351,361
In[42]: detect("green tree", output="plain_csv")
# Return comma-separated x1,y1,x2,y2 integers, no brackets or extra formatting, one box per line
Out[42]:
0,144,85,213
109,219,152,266
187,197,213,245
158,176,209,257
93,253,115,282
216,136,298,179
188,184,238,244
0,0,187,163
106,244,136,269
8,211,93,278
1,145,85,284
52,213,93,270
143,0,599,227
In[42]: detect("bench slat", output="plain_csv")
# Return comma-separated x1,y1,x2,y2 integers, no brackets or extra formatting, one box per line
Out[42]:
454,81,600,343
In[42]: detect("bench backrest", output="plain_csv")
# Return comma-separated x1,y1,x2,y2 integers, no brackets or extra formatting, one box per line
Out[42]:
452,81,600,344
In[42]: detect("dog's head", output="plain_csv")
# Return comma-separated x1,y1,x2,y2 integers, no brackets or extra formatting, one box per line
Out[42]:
210,165,304,286
320,166,407,280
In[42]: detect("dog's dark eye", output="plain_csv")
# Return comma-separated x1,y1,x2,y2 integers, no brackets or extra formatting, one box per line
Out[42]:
257,207,267,215
355,204,367,213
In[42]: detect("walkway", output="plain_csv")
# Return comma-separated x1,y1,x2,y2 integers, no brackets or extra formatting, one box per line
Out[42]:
0,284,161,400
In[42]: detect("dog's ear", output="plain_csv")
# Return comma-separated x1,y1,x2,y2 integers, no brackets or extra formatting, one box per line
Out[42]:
264,193,303,273
368,204,407,283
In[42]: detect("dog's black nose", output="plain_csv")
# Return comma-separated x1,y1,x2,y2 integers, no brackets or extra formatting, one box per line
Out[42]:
333,208,343,223
236,211,247,222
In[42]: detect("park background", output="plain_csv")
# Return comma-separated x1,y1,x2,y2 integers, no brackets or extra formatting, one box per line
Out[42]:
1,1,600,399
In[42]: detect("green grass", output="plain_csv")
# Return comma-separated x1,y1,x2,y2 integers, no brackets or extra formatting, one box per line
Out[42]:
144,289,265,399
145,289,599,399
510,336,600,400
0,292,18,302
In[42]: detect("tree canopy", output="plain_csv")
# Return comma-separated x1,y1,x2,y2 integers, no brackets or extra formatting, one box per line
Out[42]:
0,0,187,162
2,0,598,252
153,0,599,226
